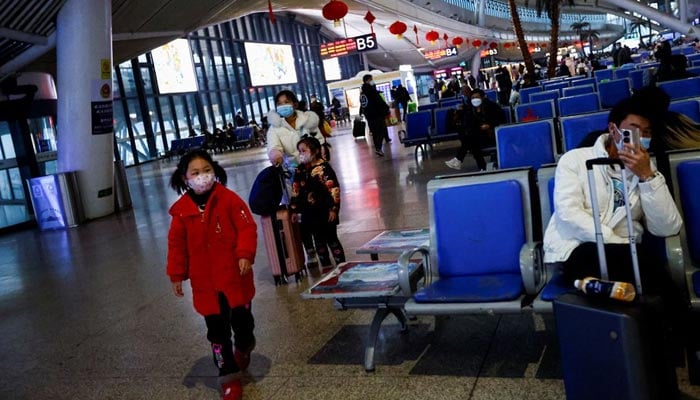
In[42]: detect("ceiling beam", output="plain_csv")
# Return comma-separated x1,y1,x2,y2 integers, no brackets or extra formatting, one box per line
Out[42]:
0,27,49,45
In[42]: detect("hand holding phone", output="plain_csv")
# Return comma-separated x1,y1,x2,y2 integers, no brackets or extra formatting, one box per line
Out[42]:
620,127,640,151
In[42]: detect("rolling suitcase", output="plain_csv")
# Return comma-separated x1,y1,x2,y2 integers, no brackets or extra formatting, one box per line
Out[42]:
352,117,366,138
261,209,305,285
553,158,678,400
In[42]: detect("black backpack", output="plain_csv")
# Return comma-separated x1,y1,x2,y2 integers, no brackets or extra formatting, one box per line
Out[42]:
248,166,284,216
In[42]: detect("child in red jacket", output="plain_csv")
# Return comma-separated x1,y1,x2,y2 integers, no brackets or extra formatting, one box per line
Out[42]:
166,149,257,400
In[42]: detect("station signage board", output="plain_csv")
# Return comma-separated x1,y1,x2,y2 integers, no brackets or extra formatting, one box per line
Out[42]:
422,47,458,61
320,33,377,59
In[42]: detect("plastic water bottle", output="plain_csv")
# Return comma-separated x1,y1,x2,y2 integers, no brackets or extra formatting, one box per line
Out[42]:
574,277,636,302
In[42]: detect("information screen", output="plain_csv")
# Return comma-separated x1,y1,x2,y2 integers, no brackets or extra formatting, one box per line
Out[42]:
422,47,459,61
320,33,377,59
244,42,298,86
151,39,198,94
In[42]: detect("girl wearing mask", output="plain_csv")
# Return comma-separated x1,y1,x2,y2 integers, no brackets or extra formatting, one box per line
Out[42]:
266,90,323,168
166,149,258,400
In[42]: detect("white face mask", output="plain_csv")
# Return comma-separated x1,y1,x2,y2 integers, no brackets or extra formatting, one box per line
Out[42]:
299,154,311,164
187,172,216,194
471,98,482,107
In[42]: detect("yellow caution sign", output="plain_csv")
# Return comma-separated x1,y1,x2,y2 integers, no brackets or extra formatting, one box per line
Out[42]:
101,59,111,80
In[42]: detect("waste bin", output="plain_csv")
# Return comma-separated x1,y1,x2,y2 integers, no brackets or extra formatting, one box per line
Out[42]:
114,160,132,211
27,171,85,230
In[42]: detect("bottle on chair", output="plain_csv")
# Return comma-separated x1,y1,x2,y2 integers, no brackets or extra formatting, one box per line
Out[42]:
574,276,636,302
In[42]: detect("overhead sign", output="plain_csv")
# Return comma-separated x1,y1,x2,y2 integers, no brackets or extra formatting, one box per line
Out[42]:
320,33,377,59
422,47,458,61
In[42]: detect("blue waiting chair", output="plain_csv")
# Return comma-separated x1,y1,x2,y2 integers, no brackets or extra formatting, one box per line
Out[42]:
593,68,614,82
519,86,542,104
598,78,632,109
515,99,555,122
484,89,498,103
558,92,601,117
628,69,645,91
439,98,462,108
559,110,609,152
571,78,596,88
397,168,545,318
657,77,700,101
432,107,460,143
400,111,432,160
496,119,556,170
530,89,560,104
418,103,438,112
563,85,595,97
543,81,569,96
613,68,634,80
669,99,700,123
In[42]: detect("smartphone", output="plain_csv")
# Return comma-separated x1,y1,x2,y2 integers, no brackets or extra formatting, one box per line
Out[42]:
620,127,640,150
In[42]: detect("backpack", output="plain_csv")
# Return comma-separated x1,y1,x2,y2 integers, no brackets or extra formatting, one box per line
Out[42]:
248,166,284,216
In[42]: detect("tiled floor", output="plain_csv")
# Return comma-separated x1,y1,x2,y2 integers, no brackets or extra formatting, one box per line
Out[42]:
1,123,699,399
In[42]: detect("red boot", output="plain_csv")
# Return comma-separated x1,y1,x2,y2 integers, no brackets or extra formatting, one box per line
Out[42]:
221,378,242,400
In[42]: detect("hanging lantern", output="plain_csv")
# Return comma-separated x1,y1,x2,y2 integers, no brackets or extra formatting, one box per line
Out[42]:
388,21,408,39
364,10,376,33
528,42,536,48
268,0,275,24
541,43,548,48
426,30,439,44
504,42,511,49
490,42,498,50
472,39,481,48
452,37,464,48
443,33,449,42
322,0,348,27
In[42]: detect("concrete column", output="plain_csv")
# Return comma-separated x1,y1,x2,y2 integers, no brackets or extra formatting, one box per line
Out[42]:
56,0,114,219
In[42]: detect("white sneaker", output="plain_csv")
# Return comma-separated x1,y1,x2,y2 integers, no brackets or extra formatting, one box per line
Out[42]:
445,158,462,170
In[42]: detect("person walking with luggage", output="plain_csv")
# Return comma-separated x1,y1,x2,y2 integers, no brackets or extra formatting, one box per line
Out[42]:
166,149,258,400
290,136,346,273
360,74,391,156
266,89,322,168
543,96,683,291
394,83,410,121
445,88,506,171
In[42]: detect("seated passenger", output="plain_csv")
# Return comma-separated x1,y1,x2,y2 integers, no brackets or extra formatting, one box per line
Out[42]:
544,96,683,295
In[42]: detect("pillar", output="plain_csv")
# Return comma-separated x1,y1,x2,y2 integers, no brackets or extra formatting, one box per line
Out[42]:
56,0,114,219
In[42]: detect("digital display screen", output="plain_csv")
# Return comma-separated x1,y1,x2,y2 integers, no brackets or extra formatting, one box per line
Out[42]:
323,58,342,81
320,33,377,59
244,42,298,87
422,47,459,61
151,39,198,94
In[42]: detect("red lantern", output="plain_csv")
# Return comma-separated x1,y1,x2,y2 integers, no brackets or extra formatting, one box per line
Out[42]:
489,42,498,50
504,42,511,49
472,39,481,48
541,43,548,48
322,0,348,27
388,21,407,39
452,37,464,48
364,10,375,33
426,30,439,44
528,42,536,48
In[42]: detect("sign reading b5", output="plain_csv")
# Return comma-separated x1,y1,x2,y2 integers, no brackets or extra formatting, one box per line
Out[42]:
320,33,377,59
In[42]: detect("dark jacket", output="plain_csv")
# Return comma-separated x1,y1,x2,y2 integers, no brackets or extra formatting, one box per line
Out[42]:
360,83,390,120
463,98,506,137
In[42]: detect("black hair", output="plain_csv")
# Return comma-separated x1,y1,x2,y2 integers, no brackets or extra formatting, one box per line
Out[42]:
362,74,372,83
169,149,227,194
607,86,669,129
274,89,298,105
297,136,322,160
470,88,485,98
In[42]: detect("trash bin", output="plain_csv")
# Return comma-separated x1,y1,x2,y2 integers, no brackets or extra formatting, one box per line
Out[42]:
114,160,132,211
27,171,85,230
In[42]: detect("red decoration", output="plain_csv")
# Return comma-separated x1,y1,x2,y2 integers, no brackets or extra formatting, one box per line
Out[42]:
472,39,482,48
528,42,536,48
464,38,470,45
364,11,375,33
322,0,348,27
389,21,408,39
268,0,275,24
452,37,464,48
490,42,498,50
413,25,419,45
426,30,439,44
541,43,548,48
443,33,449,41
504,43,511,49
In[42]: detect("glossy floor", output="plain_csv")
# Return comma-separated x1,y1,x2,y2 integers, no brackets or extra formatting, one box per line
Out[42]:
1,123,698,399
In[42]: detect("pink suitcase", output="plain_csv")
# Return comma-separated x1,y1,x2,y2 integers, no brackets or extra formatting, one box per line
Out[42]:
261,208,305,285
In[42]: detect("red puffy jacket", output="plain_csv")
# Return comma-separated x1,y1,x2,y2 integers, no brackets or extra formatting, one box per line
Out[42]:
167,183,257,316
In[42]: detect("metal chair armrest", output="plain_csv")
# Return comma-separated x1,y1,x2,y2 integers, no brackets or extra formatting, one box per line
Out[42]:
520,241,545,295
398,245,431,296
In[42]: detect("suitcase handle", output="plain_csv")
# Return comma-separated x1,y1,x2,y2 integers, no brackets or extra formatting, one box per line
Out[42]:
585,157,624,170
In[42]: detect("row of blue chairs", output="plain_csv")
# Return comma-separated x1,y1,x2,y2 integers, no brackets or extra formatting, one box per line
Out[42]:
396,148,700,323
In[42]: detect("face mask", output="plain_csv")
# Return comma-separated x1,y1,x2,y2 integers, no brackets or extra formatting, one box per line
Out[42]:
368,80,375,86
639,136,651,150
471,98,482,107
187,172,215,195
277,104,294,118
299,154,311,164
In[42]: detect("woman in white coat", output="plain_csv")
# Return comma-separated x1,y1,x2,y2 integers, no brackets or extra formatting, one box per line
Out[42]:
266,90,323,167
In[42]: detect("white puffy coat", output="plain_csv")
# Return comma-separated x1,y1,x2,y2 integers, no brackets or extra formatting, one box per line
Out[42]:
543,134,683,263
266,110,322,165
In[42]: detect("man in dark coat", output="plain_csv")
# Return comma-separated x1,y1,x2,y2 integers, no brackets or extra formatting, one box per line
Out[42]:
360,74,391,156
495,66,513,106
394,84,410,121
445,89,506,171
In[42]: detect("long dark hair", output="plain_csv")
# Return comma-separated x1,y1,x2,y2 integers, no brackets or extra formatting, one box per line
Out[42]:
169,149,227,194
297,136,322,161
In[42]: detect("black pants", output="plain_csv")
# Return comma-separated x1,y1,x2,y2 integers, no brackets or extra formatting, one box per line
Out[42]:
204,293,255,376
366,117,388,152
456,131,492,170
398,101,408,120
301,218,346,267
